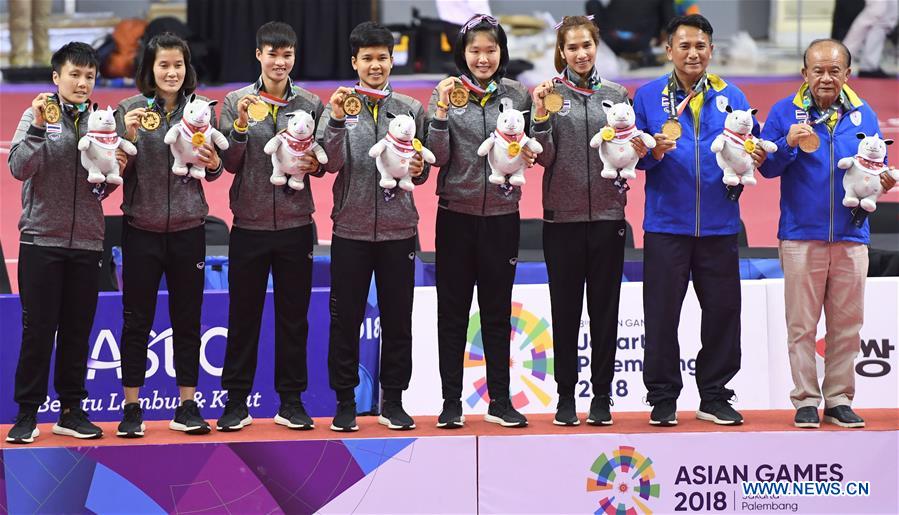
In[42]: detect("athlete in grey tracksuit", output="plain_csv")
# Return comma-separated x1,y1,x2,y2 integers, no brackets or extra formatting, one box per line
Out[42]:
428,77,532,426
9,99,112,439
318,87,429,427
216,77,340,428
115,93,223,427
532,70,630,426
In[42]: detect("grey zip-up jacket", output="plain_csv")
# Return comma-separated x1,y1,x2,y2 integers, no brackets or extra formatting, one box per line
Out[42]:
428,78,532,217
220,79,336,231
532,78,629,223
116,94,223,233
318,89,429,242
9,104,115,251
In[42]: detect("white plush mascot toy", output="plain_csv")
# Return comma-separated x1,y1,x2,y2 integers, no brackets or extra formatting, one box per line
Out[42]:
591,99,655,181
369,112,435,191
710,106,777,186
163,94,229,179
839,132,896,213
78,104,136,185
477,102,543,186
263,109,327,191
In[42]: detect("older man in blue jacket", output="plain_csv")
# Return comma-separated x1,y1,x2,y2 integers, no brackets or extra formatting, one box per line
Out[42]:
760,39,895,429
633,15,769,427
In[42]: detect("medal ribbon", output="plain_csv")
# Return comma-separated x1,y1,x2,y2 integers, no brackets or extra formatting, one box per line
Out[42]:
666,73,707,120
801,87,846,127
355,85,390,100
558,67,602,96
459,75,497,97
258,91,289,107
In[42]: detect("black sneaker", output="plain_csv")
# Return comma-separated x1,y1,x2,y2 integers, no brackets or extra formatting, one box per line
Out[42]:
117,402,145,438
52,407,103,439
6,410,39,444
330,400,358,432
697,399,743,425
216,399,253,432
484,398,528,427
794,406,820,428
379,400,416,430
275,401,314,430
823,405,865,428
649,400,678,426
587,395,613,426
170,400,211,434
436,399,465,429
553,396,579,426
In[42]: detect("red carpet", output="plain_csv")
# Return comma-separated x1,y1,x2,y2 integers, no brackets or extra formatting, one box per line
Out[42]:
2,78,898,292
2,408,895,449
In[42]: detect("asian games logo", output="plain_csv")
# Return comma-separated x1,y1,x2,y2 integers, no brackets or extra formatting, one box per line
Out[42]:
464,302,554,409
587,446,660,515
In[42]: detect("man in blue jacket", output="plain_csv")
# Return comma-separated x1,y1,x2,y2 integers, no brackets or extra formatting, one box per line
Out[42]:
633,15,769,427
760,39,895,429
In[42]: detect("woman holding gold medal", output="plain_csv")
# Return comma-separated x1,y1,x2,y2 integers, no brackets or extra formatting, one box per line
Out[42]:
531,16,646,428
428,14,535,429
114,33,223,438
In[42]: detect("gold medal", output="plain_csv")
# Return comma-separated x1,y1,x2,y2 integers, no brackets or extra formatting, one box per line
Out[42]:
450,86,469,108
798,130,820,153
661,119,682,140
191,132,206,147
412,138,423,153
43,100,61,124
140,111,161,131
248,101,269,122
543,90,564,113
600,126,615,142
743,139,756,153
507,141,521,157
343,95,363,116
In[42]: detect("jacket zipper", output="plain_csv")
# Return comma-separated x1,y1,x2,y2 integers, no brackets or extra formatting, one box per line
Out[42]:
271,117,278,231
584,97,592,221
481,103,488,215
70,113,80,247
694,104,702,237
373,114,380,241
165,111,172,232
828,124,834,242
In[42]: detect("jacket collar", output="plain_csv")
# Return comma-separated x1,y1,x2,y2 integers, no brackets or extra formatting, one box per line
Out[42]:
791,83,862,111
253,76,298,101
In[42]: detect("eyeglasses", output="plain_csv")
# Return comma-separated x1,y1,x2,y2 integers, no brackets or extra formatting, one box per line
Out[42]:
461,14,499,34
553,14,594,31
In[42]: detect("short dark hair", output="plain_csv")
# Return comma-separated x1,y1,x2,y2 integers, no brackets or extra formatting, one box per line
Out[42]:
350,21,394,57
256,21,296,51
666,14,714,44
453,15,510,82
135,33,198,98
803,38,852,68
51,42,99,74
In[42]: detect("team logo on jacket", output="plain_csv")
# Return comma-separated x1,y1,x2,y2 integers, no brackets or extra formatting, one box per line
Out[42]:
558,100,571,116
795,109,809,122
716,96,729,113
850,111,862,126
196,261,205,269
345,115,358,129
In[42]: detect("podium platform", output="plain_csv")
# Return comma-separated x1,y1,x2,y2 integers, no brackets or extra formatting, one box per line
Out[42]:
2,409,896,514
